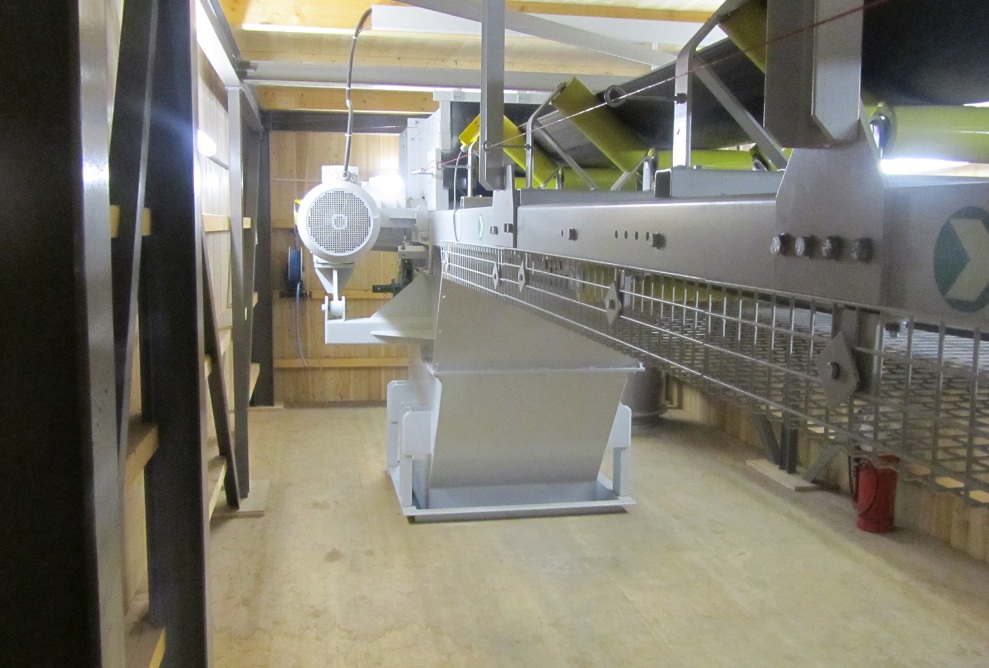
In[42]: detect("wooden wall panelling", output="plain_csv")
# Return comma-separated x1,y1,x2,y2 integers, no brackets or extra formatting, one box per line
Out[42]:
199,50,233,321
274,367,409,405
268,131,409,404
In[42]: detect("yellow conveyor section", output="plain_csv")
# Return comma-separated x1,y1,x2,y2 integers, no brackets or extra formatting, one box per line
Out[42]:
552,78,650,174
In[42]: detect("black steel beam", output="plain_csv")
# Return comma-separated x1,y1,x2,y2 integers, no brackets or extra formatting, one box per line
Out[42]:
228,89,251,495
252,131,275,405
242,83,265,133
109,0,158,464
142,1,212,664
0,0,124,664
203,240,242,508
266,110,425,134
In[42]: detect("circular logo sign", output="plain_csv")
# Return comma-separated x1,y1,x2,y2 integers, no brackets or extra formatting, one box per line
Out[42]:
934,206,989,313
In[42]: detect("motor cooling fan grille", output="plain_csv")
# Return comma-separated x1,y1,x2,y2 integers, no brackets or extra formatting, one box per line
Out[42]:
306,190,373,256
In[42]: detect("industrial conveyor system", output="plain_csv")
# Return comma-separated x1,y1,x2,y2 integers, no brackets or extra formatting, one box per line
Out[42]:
305,0,989,520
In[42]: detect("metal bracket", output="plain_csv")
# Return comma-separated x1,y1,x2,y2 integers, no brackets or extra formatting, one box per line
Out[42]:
816,331,860,408
605,282,623,326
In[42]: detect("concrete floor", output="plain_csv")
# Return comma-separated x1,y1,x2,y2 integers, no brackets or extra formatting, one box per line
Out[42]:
211,407,989,667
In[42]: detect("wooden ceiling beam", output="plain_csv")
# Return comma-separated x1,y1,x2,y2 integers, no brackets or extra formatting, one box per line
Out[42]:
221,0,712,32
257,86,440,113
233,29,649,77
506,3,711,23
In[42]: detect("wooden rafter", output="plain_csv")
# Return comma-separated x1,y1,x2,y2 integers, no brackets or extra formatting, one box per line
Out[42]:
221,0,712,31
257,86,440,113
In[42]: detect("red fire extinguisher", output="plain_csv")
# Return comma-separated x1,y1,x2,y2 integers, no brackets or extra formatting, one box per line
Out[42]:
851,455,899,533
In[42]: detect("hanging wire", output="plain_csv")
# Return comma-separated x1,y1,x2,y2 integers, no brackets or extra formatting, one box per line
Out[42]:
451,148,466,242
342,8,373,182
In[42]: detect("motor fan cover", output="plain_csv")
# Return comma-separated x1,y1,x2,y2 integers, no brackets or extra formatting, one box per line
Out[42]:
296,180,381,263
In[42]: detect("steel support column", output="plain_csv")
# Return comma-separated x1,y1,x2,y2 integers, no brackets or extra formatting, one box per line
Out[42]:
480,0,506,191
228,87,251,495
252,128,275,405
142,0,212,664
242,113,262,408
109,0,158,460
0,0,124,664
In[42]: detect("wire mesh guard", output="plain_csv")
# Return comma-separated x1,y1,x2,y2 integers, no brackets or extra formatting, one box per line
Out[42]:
442,242,989,504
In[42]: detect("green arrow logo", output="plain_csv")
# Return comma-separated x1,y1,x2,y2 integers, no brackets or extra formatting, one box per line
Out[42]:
934,206,989,313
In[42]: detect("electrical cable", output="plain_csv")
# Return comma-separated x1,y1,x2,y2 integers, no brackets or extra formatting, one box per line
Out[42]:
342,7,373,182
452,148,465,242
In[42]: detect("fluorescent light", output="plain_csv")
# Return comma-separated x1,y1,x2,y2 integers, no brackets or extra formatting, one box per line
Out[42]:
197,130,217,158
880,158,969,175
241,23,354,35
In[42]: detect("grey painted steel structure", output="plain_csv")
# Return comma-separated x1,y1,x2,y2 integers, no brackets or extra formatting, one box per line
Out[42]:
0,0,267,661
764,0,863,147
242,123,266,407
480,0,506,190
203,234,242,507
228,87,251,493
252,130,275,405
443,242,989,501
110,0,158,481
411,0,989,506
507,163,989,324
142,0,212,663
200,0,271,409
0,0,124,664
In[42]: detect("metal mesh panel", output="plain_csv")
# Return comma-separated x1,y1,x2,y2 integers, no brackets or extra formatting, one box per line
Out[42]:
443,242,989,504
305,189,373,256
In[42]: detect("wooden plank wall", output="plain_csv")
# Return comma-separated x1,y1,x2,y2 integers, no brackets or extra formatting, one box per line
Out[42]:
269,131,409,404
670,377,989,566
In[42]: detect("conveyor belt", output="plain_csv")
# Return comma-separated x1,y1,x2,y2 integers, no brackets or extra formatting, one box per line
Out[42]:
538,0,989,156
